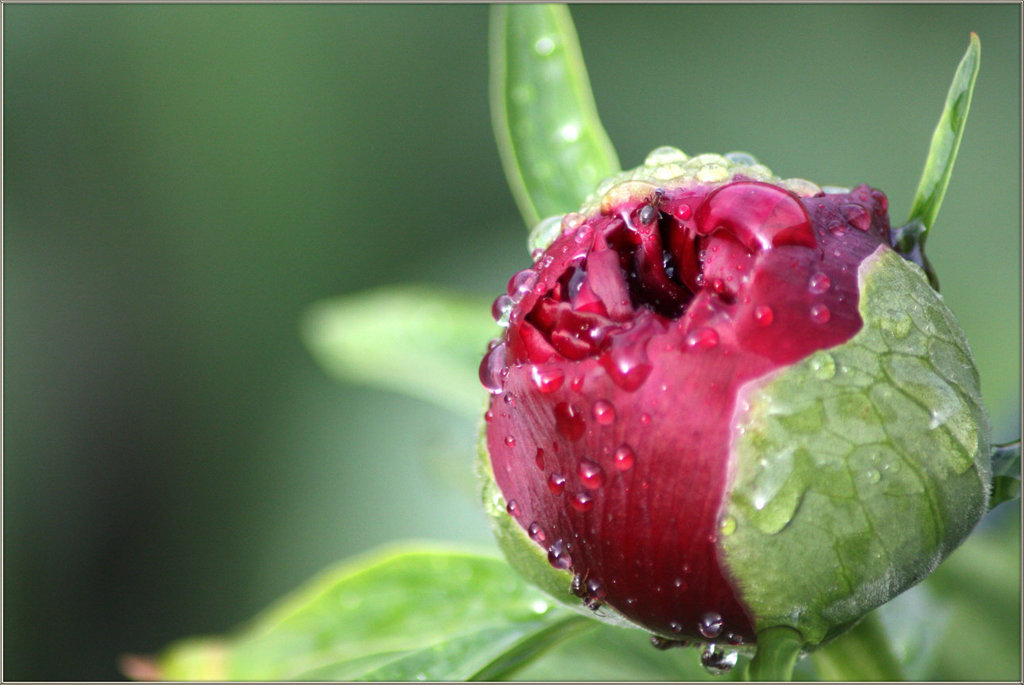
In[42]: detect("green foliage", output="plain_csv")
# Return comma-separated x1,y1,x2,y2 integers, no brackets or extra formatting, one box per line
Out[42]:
302,286,496,419
148,545,590,681
490,4,620,228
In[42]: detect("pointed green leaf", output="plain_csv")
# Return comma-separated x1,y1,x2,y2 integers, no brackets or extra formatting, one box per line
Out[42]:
301,285,496,419
906,33,981,238
141,544,591,681
490,4,620,228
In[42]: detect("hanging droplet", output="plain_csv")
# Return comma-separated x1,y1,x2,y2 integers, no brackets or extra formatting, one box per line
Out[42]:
547,539,573,569
505,499,520,517
479,342,507,394
700,643,738,675
528,522,547,544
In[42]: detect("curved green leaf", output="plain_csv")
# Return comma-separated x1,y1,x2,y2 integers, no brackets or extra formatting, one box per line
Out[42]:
809,613,904,681
490,4,620,228
137,544,590,681
301,285,496,419
905,33,981,238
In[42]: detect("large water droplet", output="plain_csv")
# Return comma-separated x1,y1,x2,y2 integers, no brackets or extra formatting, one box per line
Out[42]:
599,346,653,392
548,473,566,495
698,612,724,639
554,402,586,441
547,539,573,569
479,342,507,393
491,294,513,326
613,444,636,471
700,643,738,675
578,459,607,489
530,365,565,393
507,268,539,298
841,203,872,231
592,399,616,425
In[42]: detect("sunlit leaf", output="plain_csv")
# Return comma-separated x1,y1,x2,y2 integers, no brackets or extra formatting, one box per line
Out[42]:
490,4,620,228
301,285,496,419
137,544,591,681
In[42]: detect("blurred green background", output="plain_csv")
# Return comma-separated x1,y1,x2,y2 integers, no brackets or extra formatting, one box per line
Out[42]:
4,4,1020,681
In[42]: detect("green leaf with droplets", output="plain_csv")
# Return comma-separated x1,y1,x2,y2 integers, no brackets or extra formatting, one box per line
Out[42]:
721,246,991,646
490,4,620,229
906,34,981,239
134,544,591,681
301,285,496,419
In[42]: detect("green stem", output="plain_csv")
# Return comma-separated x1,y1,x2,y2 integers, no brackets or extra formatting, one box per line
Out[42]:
809,612,904,681
745,626,804,681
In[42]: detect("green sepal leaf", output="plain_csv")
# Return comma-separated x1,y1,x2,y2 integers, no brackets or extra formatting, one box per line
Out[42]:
895,33,981,290
721,246,991,646
301,285,496,419
809,612,904,681
138,544,589,681
490,4,620,229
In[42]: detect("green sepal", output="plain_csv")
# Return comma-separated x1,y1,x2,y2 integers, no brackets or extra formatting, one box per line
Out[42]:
721,246,991,646
490,4,620,229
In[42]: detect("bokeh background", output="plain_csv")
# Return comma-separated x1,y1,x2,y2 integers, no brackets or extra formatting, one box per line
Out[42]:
4,4,1020,681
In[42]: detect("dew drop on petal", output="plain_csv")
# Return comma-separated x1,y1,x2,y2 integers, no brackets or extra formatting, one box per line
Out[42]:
506,499,520,517
810,304,831,324
547,539,573,569
686,327,719,349
548,472,566,495
808,272,831,294
528,522,547,543
699,612,724,639
570,491,594,511
479,342,507,394
535,447,545,469
841,203,872,231
491,294,513,325
753,304,774,327
504,435,516,448
613,444,636,471
592,399,616,425
554,402,587,441
578,459,607,489
531,365,565,393
640,413,652,426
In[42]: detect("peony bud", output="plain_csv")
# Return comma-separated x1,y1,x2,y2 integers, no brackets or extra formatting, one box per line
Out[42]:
477,148,991,650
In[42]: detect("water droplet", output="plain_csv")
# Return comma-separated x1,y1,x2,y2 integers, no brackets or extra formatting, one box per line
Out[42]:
753,304,774,326
547,539,572,569
507,268,539,298
810,351,836,379
534,36,555,56
699,612,724,639
592,399,616,425
578,459,607,489
570,375,585,392
528,522,547,544
640,413,652,425
570,492,593,512
673,203,693,221
491,293,513,326
862,468,881,484
531,599,550,614
504,435,516,448
719,515,737,536
644,146,689,167
810,303,831,324
809,272,831,294
554,402,586,441
479,342,507,393
599,346,652,392
559,123,580,143
877,309,912,339
613,444,636,471
700,643,738,675
548,473,566,495
669,621,684,633
506,499,520,517
829,222,847,236
841,203,872,231
530,366,565,393
484,409,494,422
535,447,545,469
673,576,687,590
686,327,719,349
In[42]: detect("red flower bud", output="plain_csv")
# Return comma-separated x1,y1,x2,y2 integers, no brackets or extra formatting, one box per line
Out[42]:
478,150,990,648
